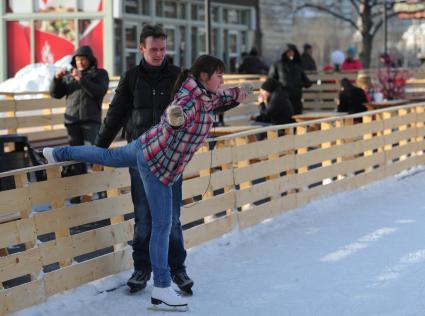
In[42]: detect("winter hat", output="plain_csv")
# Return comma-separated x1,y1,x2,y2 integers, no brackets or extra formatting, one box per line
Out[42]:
304,43,312,51
261,78,279,93
346,46,356,57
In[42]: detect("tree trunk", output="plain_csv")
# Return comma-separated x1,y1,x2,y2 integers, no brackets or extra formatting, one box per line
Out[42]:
360,33,373,68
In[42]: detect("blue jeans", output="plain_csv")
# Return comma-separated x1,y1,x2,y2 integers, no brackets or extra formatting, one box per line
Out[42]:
129,167,186,274
53,139,178,287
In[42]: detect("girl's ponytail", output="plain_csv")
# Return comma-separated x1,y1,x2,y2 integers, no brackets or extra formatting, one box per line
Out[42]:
172,69,191,97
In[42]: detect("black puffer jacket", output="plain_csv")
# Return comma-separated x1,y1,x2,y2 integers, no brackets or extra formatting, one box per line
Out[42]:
268,44,312,94
95,59,181,148
257,85,294,124
49,46,109,124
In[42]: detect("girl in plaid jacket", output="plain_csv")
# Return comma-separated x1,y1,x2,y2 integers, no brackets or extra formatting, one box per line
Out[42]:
43,55,249,311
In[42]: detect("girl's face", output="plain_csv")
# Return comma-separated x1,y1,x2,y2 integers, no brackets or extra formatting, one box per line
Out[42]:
200,71,224,93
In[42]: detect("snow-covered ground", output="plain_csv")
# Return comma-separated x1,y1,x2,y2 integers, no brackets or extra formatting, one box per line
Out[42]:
11,167,425,316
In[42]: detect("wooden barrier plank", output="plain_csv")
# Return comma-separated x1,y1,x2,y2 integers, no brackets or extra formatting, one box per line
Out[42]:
0,99,15,112
34,194,133,235
237,194,297,230
29,168,130,205
184,146,233,175
233,154,296,184
15,113,64,128
183,214,234,249
0,187,31,216
0,248,42,283
26,129,67,142
231,135,294,162
0,280,45,316
181,191,235,225
0,219,36,249
44,247,132,297
39,220,134,266
236,173,297,206
182,169,234,199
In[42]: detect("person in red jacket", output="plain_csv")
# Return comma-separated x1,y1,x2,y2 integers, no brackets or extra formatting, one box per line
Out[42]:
341,47,363,71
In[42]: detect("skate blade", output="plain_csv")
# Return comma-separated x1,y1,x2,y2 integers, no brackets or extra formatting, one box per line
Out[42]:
148,302,188,312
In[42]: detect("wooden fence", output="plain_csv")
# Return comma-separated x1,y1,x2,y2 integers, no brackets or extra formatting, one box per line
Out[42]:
2,70,420,140
1,101,425,315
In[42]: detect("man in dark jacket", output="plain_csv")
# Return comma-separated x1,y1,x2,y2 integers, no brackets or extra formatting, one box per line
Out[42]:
251,78,294,125
301,43,317,71
268,43,312,115
94,24,194,294
49,45,109,201
238,47,268,74
337,78,368,114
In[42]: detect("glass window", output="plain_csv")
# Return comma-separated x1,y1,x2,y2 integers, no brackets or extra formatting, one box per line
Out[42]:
223,8,241,24
125,25,138,49
191,3,205,21
125,52,137,70
179,26,187,68
35,0,77,12
141,0,150,15
124,0,139,14
114,20,123,74
178,2,186,19
165,28,176,53
7,20,31,77
229,33,238,54
157,1,177,18
7,0,32,13
212,7,219,22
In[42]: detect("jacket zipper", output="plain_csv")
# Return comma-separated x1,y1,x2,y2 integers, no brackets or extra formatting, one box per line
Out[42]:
152,89,156,123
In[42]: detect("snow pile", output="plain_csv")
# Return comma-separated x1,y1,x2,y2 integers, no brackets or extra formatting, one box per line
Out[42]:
0,55,72,93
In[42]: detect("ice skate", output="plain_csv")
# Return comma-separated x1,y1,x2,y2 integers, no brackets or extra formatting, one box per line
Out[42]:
149,286,188,312
172,271,194,295
127,270,150,293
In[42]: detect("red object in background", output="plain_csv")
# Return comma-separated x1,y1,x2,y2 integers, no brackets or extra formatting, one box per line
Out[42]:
35,28,75,64
7,22,31,77
79,20,104,68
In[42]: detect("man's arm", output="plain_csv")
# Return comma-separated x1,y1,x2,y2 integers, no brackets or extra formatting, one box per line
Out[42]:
95,72,132,148
49,76,67,99
79,69,110,100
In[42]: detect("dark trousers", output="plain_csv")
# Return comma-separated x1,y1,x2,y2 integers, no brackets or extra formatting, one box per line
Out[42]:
65,122,101,175
129,167,187,274
289,92,303,115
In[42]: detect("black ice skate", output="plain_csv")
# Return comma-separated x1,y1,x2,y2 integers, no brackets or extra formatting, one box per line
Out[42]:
127,270,151,293
172,271,194,295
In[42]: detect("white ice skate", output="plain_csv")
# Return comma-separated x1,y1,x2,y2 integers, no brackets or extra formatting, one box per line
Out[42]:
42,147,57,164
149,286,189,312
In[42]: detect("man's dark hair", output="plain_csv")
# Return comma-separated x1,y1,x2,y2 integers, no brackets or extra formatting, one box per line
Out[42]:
139,24,167,45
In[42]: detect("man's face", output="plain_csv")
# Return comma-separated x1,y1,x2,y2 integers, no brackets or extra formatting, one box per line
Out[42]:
139,37,167,66
75,56,90,71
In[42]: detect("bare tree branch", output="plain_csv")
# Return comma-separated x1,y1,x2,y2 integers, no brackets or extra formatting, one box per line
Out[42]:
295,4,359,30
348,0,361,17
371,11,401,36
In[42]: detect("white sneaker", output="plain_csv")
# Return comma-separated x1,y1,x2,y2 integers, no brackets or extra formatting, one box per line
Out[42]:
42,147,57,164
151,286,188,311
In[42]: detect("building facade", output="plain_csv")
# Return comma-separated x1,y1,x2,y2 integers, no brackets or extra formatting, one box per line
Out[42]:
0,0,258,80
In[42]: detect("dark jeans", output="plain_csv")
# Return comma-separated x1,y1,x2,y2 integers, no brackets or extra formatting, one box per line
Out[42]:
289,92,303,115
129,167,187,274
65,122,101,175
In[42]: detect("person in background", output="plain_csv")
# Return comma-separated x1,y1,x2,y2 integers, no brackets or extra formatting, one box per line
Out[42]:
268,43,312,114
341,47,363,71
238,47,268,75
42,54,249,311
251,78,294,125
301,43,317,71
337,78,368,114
94,24,193,295
49,45,109,204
